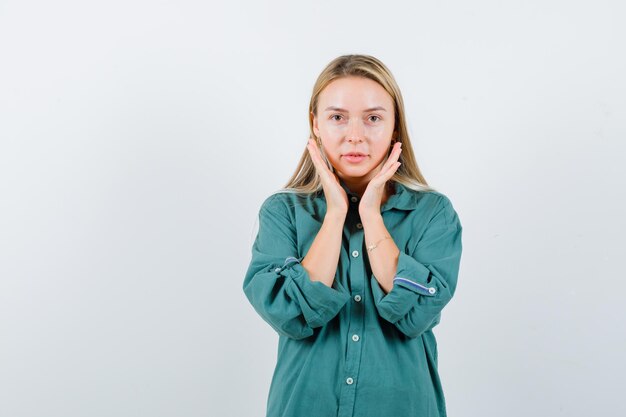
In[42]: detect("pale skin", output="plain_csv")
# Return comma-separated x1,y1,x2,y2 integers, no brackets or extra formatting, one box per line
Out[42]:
300,76,403,294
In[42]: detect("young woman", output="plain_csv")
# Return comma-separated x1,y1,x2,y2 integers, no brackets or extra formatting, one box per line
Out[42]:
243,54,463,417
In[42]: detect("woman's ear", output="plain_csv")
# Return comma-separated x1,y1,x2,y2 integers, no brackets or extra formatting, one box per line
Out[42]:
311,112,319,137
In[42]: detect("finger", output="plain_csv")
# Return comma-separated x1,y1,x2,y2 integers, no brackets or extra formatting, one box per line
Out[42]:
306,138,323,170
306,138,326,172
377,142,403,178
306,138,333,180
381,142,402,171
376,162,401,189
388,142,403,165
374,160,401,189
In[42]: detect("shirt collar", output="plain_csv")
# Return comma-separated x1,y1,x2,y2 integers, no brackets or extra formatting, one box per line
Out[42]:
335,177,417,213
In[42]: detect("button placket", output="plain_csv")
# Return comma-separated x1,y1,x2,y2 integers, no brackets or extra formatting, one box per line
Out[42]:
339,210,366,417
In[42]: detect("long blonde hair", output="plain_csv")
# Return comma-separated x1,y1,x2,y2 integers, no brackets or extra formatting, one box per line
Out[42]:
274,54,436,196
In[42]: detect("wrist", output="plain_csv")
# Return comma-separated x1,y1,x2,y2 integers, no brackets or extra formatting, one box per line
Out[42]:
325,208,347,223
359,210,382,223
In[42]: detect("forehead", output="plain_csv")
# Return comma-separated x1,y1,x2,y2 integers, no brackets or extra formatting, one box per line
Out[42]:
319,76,393,110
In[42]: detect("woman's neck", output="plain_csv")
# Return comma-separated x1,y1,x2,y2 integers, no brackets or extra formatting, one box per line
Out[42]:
340,177,395,204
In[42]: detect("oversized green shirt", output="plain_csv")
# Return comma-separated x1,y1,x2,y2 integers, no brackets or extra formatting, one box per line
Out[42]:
243,178,463,417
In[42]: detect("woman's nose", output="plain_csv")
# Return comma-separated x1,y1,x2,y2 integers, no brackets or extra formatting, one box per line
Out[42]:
346,119,364,142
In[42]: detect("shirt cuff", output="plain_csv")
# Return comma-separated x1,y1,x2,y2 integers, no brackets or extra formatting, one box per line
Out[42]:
370,251,441,323
276,256,351,328
393,251,440,296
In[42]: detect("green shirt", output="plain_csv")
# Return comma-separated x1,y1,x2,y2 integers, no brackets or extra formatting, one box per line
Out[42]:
243,178,463,417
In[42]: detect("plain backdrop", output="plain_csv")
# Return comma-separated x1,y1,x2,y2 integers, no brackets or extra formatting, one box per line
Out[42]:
1,1,625,416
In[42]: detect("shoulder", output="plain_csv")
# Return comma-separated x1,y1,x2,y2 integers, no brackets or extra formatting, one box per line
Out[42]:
431,191,455,212
259,192,289,217
407,187,460,226
260,190,301,212
428,192,461,228
402,184,452,212
258,190,309,223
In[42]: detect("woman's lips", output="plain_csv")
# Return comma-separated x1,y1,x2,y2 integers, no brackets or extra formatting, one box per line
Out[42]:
343,154,367,163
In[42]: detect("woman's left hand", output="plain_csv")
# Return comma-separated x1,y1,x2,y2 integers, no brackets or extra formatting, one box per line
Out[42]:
358,141,402,217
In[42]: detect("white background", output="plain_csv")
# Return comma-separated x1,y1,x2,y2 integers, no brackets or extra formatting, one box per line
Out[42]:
1,1,625,416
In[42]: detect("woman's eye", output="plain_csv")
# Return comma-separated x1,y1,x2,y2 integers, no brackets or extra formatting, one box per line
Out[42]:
331,114,343,121
369,115,381,122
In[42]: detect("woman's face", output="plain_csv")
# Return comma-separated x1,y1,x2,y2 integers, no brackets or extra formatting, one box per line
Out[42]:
311,76,397,184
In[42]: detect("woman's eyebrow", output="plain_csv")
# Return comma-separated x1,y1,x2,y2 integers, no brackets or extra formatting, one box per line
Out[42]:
324,106,387,112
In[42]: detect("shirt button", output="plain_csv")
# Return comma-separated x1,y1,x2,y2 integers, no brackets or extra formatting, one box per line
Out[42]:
352,334,359,342
354,294,361,302
346,377,354,385
428,287,437,294
350,196,358,203
356,223,363,229
352,250,359,258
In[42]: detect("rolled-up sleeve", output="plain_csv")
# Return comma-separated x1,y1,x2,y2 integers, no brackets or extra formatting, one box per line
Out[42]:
371,196,463,338
243,194,351,340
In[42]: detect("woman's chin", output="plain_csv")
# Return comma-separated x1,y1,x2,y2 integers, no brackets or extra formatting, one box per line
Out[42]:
338,164,372,177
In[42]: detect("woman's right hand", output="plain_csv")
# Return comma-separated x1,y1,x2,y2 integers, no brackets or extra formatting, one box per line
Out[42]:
306,136,349,217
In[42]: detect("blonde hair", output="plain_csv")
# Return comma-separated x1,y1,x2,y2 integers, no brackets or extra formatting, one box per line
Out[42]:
272,54,437,197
